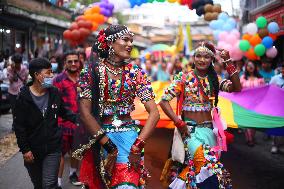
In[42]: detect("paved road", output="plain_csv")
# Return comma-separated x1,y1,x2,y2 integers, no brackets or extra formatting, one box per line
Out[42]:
1,113,284,189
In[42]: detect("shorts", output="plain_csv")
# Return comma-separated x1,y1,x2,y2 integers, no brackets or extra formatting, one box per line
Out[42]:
62,135,74,155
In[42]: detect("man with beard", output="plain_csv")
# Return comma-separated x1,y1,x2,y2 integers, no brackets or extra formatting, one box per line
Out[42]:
53,50,82,188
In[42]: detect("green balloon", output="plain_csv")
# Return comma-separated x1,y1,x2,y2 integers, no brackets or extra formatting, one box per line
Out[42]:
256,16,267,29
148,0,155,2
254,44,266,56
239,40,250,52
156,0,165,2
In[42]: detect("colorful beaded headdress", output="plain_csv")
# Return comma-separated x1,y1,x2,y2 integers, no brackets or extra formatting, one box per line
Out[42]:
96,25,134,51
194,42,215,57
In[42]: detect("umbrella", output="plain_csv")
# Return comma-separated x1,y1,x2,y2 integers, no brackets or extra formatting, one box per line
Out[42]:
149,44,171,52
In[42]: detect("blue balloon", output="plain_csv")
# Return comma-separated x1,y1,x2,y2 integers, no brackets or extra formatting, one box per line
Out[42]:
268,22,280,34
213,30,221,40
222,23,234,31
129,0,136,8
262,36,274,49
215,19,225,30
227,18,237,28
209,20,217,30
218,12,229,21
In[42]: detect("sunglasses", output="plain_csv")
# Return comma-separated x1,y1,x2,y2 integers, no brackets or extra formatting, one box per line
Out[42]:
67,60,79,64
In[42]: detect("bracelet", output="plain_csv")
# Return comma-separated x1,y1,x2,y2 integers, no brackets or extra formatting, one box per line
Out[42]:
226,63,237,76
103,139,117,154
174,119,186,128
222,58,232,65
91,128,106,142
131,137,146,153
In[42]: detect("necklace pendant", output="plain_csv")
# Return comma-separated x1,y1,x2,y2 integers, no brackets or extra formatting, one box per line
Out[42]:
112,116,122,127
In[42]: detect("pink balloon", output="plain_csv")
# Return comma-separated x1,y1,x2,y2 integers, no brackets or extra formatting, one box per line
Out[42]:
231,29,241,39
218,31,229,42
226,34,238,45
266,47,278,58
217,41,227,49
224,44,233,53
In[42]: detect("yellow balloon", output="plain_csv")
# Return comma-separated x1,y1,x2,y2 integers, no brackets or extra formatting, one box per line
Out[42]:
168,0,177,3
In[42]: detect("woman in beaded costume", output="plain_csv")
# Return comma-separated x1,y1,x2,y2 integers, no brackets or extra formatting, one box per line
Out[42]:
160,42,242,189
73,25,159,189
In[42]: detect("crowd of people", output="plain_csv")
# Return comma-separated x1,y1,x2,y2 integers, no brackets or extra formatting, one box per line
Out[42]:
0,24,283,189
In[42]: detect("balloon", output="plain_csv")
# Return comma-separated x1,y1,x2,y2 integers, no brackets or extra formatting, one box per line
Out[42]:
266,47,278,58
222,23,235,31
239,40,250,52
249,34,262,46
75,16,85,22
215,19,225,30
196,6,205,16
262,36,273,49
168,0,177,3
231,45,244,61
204,0,214,5
204,13,213,21
71,30,81,41
268,22,280,34
256,16,267,28
213,30,221,40
211,12,219,20
204,4,213,12
148,0,155,2
70,22,79,31
91,6,101,14
84,8,93,16
254,44,266,56
218,31,229,42
79,28,91,38
231,29,240,38
212,4,222,13
227,18,237,28
156,0,166,2
77,20,92,30
269,33,277,41
242,33,251,41
258,28,269,38
226,34,238,45
246,23,258,35
246,48,258,60
92,22,99,31
218,12,229,21
63,30,72,40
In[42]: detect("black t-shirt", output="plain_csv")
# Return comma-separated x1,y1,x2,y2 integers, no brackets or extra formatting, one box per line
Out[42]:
29,89,49,116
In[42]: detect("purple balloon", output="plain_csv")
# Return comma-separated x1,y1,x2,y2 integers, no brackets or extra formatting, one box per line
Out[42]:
106,3,114,11
99,2,108,9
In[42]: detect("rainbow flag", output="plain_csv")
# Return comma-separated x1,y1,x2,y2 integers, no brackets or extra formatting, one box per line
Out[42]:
131,82,284,129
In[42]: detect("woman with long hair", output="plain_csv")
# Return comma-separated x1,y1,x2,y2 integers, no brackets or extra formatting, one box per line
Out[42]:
160,42,242,188
73,25,159,189
240,61,265,146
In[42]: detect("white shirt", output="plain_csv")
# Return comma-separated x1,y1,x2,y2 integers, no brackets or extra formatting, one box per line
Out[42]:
270,74,284,89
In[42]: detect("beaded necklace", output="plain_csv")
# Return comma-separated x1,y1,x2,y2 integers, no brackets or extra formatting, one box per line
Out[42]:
105,67,125,127
193,69,213,102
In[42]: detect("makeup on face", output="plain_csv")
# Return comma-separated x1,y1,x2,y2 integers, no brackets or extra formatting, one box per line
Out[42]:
194,52,212,71
112,34,133,60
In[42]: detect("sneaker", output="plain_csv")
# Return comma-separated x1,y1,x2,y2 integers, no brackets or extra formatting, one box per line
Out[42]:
271,146,278,154
69,172,82,186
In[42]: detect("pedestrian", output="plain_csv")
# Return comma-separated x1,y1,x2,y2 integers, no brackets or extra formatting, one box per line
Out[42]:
13,57,78,189
6,53,29,129
259,59,275,84
160,42,242,188
240,61,265,146
53,50,82,188
72,25,159,189
268,64,284,154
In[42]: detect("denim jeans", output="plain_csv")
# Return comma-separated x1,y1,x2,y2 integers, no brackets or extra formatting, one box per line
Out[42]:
24,151,61,189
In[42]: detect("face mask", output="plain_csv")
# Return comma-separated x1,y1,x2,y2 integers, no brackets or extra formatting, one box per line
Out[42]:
41,77,53,88
51,63,58,72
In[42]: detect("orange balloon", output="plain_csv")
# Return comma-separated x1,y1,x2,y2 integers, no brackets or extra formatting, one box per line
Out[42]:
84,9,93,16
269,33,277,41
92,22,98,31
91,6,101,14
83,14,93,21
242,33,251,41
89,14,105,24
249,34,262,46
245,48,258,60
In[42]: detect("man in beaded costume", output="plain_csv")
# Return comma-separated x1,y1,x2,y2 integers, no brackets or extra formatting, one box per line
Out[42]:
72,25,159,189
160,42,242,189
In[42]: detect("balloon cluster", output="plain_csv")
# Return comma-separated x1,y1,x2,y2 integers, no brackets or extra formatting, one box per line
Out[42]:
204,3,222,21
209,13,242,61
239,16,279,60
63,0,114,46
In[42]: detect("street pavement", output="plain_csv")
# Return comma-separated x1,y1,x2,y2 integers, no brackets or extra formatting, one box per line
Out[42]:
1,113,284,189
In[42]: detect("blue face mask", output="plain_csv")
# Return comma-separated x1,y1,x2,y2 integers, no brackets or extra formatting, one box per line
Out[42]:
51,63,58,72
41,77,53,88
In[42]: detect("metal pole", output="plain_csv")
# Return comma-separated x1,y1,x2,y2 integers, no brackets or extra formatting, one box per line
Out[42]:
231,0,234,16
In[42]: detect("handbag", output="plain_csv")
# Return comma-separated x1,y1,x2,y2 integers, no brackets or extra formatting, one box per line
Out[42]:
171,74,186,164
